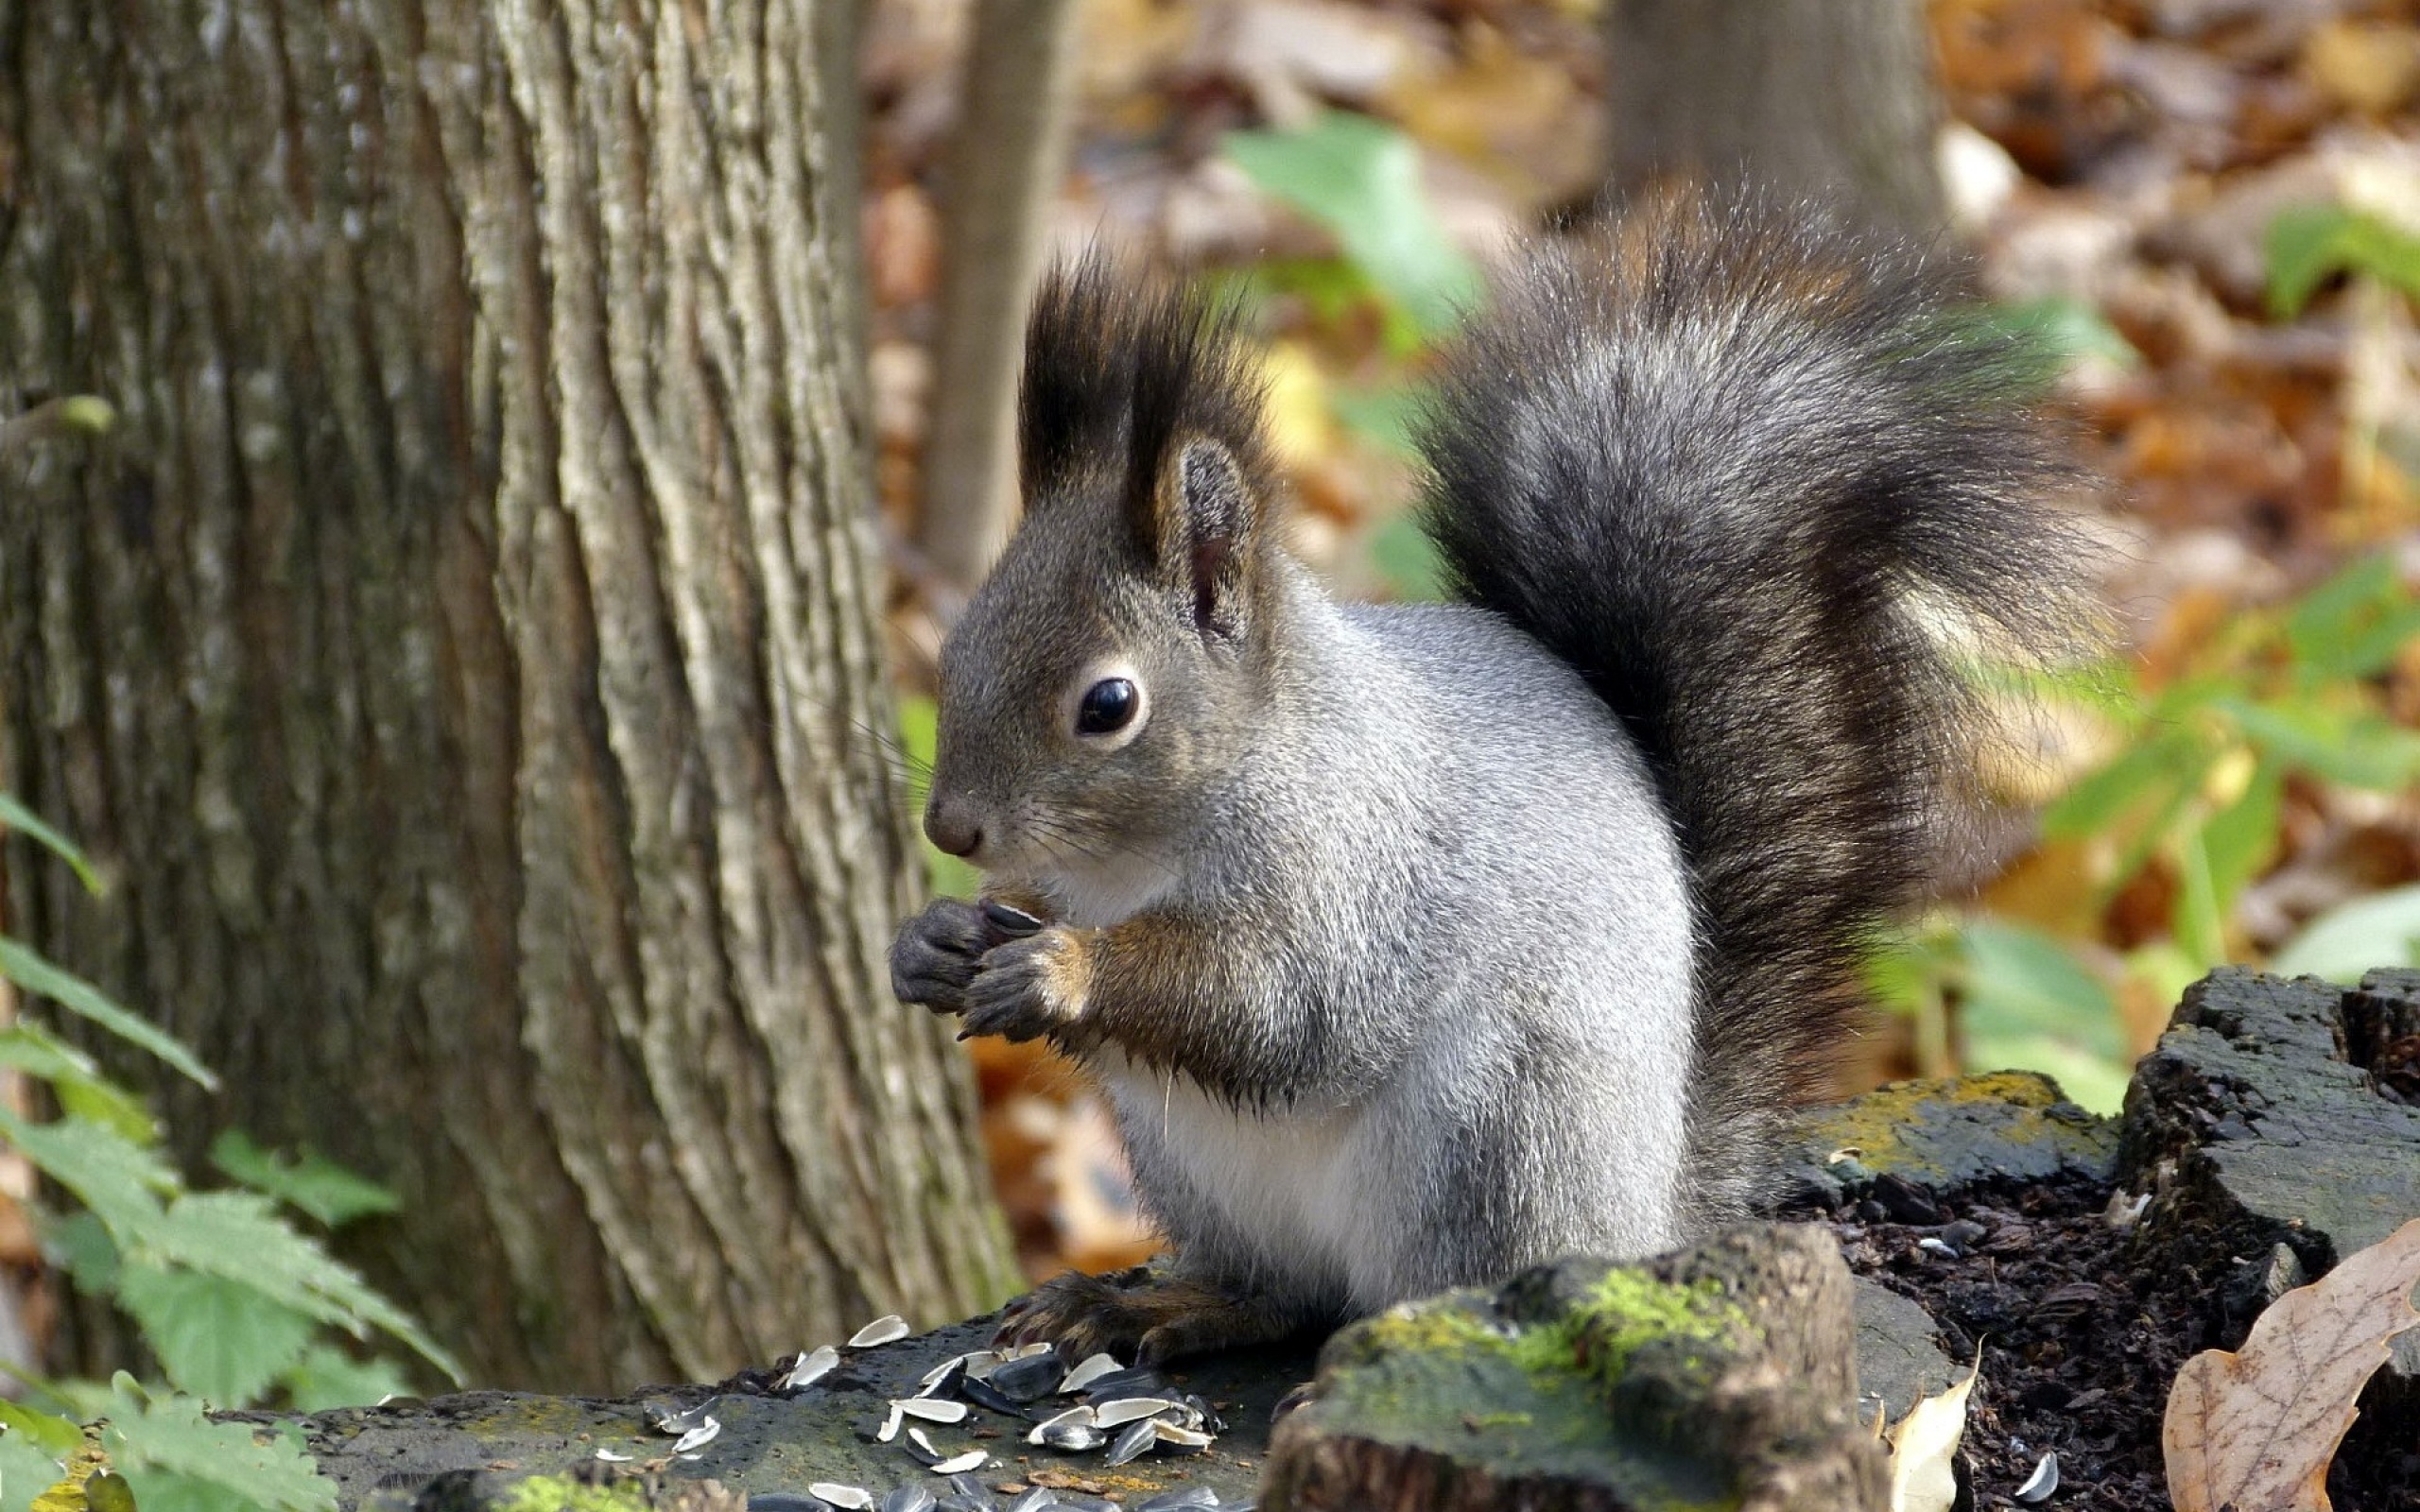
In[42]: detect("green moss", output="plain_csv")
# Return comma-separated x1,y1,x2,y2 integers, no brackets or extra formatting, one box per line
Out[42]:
462,1398,596,1440
1355,1298,1524,1362
1800,1071,2116,1190
495,1473,655,1512
1554,1269,1753,1392
1308,1274,1756,1512
1348,1267,1754,1399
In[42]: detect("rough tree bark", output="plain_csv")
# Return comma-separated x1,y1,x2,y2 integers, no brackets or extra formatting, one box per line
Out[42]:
0,0,1016,1392
1603,0,1947,238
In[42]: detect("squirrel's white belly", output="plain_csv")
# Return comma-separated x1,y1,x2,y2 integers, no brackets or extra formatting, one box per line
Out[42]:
1098,1059,1374,1302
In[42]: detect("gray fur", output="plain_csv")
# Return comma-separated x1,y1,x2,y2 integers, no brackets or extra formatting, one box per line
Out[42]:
894,198,2087,1348
1096,571,1695,1318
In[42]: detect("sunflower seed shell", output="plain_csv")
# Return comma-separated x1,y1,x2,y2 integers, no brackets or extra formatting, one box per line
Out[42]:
784,1345,841,1392
2014,1451,2059,1503
1103,1418,1157,1468
1055,1353,1123,1394
1026,1404,1096,1442
1090,1397,1183,1428
848,1314,910,1349
1151,1419,1212,1449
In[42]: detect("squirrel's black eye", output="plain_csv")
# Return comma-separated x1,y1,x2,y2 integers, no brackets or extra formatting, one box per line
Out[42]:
1076,678,1139,736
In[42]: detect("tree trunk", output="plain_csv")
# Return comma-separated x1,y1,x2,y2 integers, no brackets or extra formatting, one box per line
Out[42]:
0,0,1016,1393
916,0,1082,604
1603,0,1947,239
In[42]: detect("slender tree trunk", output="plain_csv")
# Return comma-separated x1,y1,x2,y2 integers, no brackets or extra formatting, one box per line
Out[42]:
0,0,1015,1393
1604,0,1947,238
916,0,1081,602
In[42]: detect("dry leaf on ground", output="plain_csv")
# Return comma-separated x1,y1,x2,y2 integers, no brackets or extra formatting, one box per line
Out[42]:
1888,1357,1979,1512
2165,1218,2420,1512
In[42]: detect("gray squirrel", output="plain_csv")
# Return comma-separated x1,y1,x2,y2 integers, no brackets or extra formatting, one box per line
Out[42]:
890,191,2091,1365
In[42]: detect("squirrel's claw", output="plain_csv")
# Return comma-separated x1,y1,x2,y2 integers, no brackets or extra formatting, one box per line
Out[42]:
996,1269,1304,1366
959,930,1091,1044
889,897,994,1012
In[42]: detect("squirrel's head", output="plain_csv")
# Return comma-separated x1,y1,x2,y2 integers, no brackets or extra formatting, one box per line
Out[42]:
923,259,1288,906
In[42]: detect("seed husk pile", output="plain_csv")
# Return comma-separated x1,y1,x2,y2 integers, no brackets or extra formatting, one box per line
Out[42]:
733,1318,1239,1512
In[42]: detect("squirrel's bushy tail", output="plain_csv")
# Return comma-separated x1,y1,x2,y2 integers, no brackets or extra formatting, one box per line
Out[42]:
1418,192,2096,1228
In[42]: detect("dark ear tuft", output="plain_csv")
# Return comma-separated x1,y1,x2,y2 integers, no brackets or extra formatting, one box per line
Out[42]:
1019,255,1279,576
1173,440,1255,636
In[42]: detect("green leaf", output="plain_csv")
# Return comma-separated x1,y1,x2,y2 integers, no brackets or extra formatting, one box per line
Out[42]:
1957,919,2126,1058
0,941,216,1090
0,1108,177,1238
2271,884,2420,982
2199,759,2285,911
2127,940,2208,1023
1972,295,2140,374
0,1025,158,1148
103,1381,337,1512
0,1025,101,1087
2040,726,2203,840
2223,698,2420,789
139,1193,461,1383
2170,828,2226,970
1957,922,2131,1116
50,1080,159,1152
1218,257,1383,327
0,1025,158,1142
208,1133,399,1228
1863,924,1958,1014
1328,383,1429,463
0,797,101,896
45,1212,121,1297
2266,204,2420,316
2283,553,2420,684
277,1345,411,1414
1368,513,1447,603
0,1426,71,1512
0,1404,84,1461
116,1264,317,1408
1222,112,1481,339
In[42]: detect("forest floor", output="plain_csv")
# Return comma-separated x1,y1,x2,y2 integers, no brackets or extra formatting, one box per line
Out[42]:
1805,1176,2419,1512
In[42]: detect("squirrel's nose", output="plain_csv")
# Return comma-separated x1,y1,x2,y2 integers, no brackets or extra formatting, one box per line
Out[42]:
925,799,983,858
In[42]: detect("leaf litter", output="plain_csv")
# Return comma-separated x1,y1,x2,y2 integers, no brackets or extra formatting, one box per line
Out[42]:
2165,1218,2420,1512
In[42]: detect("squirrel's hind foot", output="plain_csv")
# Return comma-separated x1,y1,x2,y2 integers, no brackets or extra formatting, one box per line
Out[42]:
995,1268,1301,1366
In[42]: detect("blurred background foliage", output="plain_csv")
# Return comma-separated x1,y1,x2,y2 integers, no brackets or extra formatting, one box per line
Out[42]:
867,0,2420,1276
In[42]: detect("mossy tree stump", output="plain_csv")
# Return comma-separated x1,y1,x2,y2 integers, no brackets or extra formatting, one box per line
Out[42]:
1260,1225,1889,1512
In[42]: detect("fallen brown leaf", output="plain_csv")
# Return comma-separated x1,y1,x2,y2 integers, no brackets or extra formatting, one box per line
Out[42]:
2165,1218,2420,1512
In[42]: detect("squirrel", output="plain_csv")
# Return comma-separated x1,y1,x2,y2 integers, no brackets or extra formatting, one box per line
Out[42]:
890,190,2092,1366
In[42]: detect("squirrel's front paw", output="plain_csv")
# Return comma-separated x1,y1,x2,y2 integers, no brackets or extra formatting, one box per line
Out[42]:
961,929,1093,1044
889,899,994,1014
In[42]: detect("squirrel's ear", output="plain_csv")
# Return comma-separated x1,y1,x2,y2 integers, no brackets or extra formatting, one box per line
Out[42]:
1152,438,1258,639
